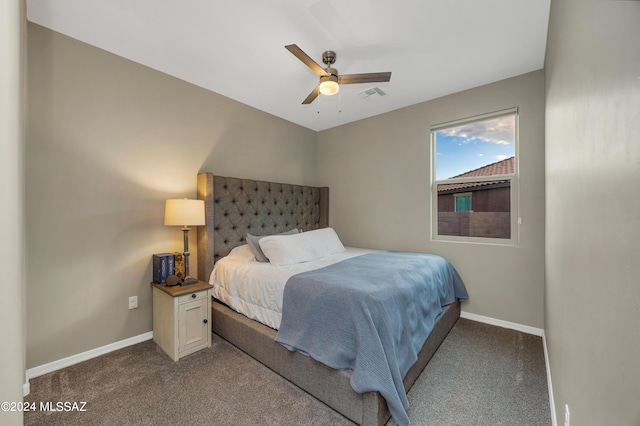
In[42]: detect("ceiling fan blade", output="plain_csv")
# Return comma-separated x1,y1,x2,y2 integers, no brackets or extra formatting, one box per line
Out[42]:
285,44,328,77
338,72,392,85
302,85,320,104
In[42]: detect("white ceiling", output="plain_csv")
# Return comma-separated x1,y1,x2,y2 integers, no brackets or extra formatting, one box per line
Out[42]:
26,0,550,132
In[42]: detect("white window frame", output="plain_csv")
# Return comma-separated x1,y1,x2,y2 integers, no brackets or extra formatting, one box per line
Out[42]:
430,108,520,245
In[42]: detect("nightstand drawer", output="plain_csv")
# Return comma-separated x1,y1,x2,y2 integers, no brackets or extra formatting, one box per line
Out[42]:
177,290,208,304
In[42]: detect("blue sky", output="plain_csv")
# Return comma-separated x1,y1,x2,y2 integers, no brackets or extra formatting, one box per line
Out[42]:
434,115,516,180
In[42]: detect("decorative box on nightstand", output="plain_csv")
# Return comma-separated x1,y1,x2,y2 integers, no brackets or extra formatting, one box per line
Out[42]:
151,280,213,361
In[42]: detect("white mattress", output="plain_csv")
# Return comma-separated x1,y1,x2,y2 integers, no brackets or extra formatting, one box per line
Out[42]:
209,245,375,329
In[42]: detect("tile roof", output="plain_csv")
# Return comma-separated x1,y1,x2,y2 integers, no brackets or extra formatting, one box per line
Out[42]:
438,156,514,192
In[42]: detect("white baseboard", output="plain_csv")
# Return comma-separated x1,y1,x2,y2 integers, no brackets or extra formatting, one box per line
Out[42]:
460,310,543,336
24,331,153,396
460,310,555,425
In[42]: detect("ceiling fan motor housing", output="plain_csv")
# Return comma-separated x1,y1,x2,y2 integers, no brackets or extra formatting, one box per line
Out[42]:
324,67,338,78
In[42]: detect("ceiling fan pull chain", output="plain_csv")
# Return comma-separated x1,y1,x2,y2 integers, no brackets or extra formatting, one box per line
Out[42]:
338,90,342,113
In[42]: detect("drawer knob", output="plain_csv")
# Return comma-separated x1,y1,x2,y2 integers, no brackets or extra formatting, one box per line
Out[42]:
191,293,197,298
203,319,208,324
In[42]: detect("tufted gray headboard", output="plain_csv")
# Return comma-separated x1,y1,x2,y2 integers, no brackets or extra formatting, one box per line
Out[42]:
196,173,329,282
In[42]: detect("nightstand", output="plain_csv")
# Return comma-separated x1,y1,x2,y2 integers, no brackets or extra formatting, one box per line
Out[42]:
152,280,213,361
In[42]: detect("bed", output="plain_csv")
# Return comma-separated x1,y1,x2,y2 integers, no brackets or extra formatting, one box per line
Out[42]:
196,173,466,426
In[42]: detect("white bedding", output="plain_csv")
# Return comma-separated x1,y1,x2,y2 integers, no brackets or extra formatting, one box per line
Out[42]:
209,245,375,329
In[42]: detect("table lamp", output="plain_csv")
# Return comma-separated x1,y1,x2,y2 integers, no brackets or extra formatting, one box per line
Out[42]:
164,199,205,285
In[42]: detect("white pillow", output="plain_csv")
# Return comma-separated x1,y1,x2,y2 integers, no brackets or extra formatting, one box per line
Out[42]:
246,228,300,262
259,227,345,266
227,244,257,262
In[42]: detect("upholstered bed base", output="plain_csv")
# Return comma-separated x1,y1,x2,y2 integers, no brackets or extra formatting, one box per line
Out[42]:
211,298,460,425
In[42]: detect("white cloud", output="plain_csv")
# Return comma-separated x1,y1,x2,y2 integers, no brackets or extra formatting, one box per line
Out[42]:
496,154,509,161
440,116,514,145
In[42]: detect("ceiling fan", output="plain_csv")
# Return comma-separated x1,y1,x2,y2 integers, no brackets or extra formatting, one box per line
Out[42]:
285,44,392,105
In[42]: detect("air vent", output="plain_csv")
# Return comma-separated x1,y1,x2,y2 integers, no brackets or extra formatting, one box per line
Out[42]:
358,87,387,101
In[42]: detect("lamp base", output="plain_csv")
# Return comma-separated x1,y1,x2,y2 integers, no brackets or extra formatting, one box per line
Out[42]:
182,276,199,286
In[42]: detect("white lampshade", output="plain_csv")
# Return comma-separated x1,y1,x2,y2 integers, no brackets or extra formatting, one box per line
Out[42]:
164,199,205,227
319,75,339,96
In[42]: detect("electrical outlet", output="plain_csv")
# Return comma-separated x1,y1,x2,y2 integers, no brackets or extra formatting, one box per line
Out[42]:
564,404,570,426
128,296,138,309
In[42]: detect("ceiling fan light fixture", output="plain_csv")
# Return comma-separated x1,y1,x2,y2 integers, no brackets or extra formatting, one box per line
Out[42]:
319,75,339,96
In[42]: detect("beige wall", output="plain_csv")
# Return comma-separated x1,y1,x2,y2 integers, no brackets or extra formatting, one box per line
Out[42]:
318,70,545,329
545,1,640,425
26,23,317,368
1,0,26,424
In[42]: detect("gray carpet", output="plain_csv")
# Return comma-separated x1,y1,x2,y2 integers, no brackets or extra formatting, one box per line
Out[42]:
24,319,551,425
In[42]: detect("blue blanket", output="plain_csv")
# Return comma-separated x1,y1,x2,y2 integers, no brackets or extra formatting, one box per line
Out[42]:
275,251,468,426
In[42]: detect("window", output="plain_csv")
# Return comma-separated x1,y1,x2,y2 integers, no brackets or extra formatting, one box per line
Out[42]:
431,108,518,244
454,193,472,212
